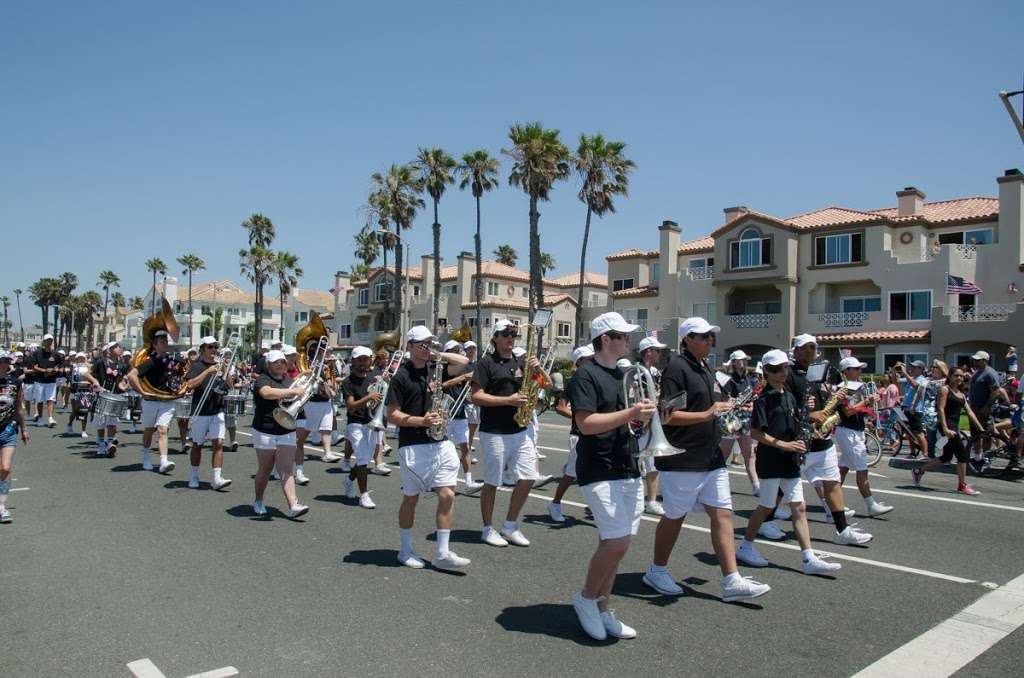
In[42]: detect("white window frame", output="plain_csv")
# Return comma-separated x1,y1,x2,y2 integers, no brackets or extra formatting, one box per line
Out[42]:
688,257,712,270
521,287,528,298
557,321,571,338
487,281,500,296
840,295,882,314
692,301,717,323
731,228,766,269
612,278,635,292
357,288,369,306
373,280,392,303
815,232,859,266
888,289,932,322
338,324,351,339
650,261,660,283
590,293,600,306
744,300,781,315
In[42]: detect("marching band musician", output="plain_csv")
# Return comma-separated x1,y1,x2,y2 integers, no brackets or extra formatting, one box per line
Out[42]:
547,344,594,523
642,317,772,603
221,346,241,452
470,319,550,548
177,347,200,451
294,314,340,469
637,336,667,516
385,326,470,570
182,336,233,491
342,346,382,509
463,341,481,458
0,350,30,524
735,349,842,575
21,344,38,422
372,349,394,462
85,341,127,456
30,334,64,428
440,339,481,491
281,345,311,485
719,349,759,498
65,352,91,439
568,312,651,640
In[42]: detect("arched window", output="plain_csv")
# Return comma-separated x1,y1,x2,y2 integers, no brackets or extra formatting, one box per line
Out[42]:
730,227,771,269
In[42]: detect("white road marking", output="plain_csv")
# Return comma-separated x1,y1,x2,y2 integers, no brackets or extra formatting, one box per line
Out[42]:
851,571,1024,677
11,487,29,492
127,658,239,678
186,668,240,678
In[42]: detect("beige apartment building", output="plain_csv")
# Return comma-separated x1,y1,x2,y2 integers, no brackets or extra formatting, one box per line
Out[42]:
605,168,1024,372
332,252,608,352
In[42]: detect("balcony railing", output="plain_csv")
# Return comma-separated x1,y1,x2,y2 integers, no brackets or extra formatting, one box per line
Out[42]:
953,244,977,260
953,304,1015,322
687,266,714,281
818,311,867,328
729,313,778,329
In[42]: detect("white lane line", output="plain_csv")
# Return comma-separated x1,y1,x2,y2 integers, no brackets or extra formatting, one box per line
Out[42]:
852,571,1024,677
11,487,29,492
126,659,167,678
186,667,239,678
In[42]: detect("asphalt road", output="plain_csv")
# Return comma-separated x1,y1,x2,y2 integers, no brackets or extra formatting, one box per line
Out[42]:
4,411,1024,677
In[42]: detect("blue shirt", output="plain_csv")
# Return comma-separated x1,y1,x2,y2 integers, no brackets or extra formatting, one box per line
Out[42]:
901,375,927,412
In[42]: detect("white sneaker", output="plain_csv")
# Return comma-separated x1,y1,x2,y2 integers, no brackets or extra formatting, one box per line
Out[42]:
751,483,761,497
600,610,637,639
462,479,484,494
47,417,57,427
270,470,280,481
802,553,842,575
383,444,393,455
359,493,376,509
868,502,894,517
721,575,771,602
294,469,310,486
252,500,267,516
158,460,175,475
397,550,425,569
322,451,342,463
572,591,606,640
482,527,509,547
0,507,11,523
757,520,786,541
212,478,232,491
370,464,392,476
433,551,471,570
80,430,89,438
736,541,769,567
188,477,200,489
644,500,665,516
833,526,873,545
824,507,857,524
774,505,792,521
340,459,351,473
500,528,530,547
548,501,565,523
642,565,684,596
344,477,357,499
533,474,554,488
288,503,309,518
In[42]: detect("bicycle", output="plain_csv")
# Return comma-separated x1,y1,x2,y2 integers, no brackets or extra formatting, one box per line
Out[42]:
875,407,926,458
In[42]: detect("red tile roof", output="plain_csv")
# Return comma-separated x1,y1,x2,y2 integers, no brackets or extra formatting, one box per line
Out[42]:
817,330,930,343
678,236,714,254
459,293,577,311
610,285,659,299
606,248,659,261
870,197,998,223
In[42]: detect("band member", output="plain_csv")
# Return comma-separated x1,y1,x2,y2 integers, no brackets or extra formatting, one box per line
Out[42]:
643,317,771,603
441,339,480,491
471,319,550,548
281,344,311,485
295,316,339,469
221,346,241,452
21,344,38,422
736,350,842,574
85,342,127,456
0,351,30,524
385,326,470,570
719,349,759,497
176,347,200,450
65,353,92,438
183,336,233,490
548,344,594,522
372,348,394,462
56,350,70,410
569,313,652,640
343,346,382,509
787,335,871,544
31,334,64,428
637,336,667,515
464,340,481,458
835,356,894,517
913,366,982,495
251,349,309,518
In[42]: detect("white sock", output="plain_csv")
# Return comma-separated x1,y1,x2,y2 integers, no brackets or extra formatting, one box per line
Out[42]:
159,454,168,464
865,495,878,508
502,520,517,532
464,472,473,485
213,467,223,482
142,448,150,460
436,528,451,556
190,466,200,479
296,464,304,475
723,571,742,585
801,548,814,561
400,528,414,554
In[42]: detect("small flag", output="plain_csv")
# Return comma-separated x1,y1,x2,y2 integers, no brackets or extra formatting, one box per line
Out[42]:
647,329,659,339
1009,282,1019,294
840,348,852,359
946,274,982,295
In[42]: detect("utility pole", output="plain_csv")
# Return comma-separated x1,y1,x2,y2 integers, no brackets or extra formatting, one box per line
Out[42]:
999,77,1024,144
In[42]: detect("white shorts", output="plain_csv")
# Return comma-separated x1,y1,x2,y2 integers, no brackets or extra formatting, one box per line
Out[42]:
95,415,120,430
757,476,804,508
346,423,376,466
398,440,460,496
465,403,480,424
225,414,237,428
580,478,644,540
446,418,469,446
480,430,538,486
24,383,38,401
801,445,842,483
563,434,579,478
526,419,538,448
190,413,226,444
835,427,869,472
300,400,334,432
659,467,733,519
251,429,297,450
142,400,176,429
37,382,58,402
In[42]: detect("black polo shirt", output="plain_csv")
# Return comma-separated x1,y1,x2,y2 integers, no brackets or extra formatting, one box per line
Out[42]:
386,360,443,447
750,386,801,479
33,348,64,384
135,353,172,398
252,372,292,435
837,383,866,431
91,356,125,392
786,363,832,453
187,360,225,416
472,352,527,434
568,360,640,486
343,373,373,425
655,349,724,472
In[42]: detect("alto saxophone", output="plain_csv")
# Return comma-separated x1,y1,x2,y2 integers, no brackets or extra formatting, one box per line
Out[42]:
427,345,453,441
513,323,539,427
813,387,848,438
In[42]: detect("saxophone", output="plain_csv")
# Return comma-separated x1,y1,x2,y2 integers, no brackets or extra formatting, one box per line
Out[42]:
427,346,453,441
513,323,539,427
813,387,849,438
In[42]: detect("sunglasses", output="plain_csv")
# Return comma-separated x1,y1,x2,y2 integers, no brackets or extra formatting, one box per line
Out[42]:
497,330,519,338
764,363,789,372
205,345,219,350
688,332,715,340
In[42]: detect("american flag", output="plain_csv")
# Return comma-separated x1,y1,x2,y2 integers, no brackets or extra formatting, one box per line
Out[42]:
647,329,659,339
947,274,982,295
840,348,852,359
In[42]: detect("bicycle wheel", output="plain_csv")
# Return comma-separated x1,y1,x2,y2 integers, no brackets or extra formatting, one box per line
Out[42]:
864,431,883,467
976,445,1015,477
882,428,903,456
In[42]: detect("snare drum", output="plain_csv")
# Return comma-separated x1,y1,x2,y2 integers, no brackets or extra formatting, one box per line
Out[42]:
174,399,193,419
95,392,129,418
224,394,246,416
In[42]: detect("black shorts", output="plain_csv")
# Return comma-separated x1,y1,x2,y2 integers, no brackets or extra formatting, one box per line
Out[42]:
904,409,925,435
940,434,969,464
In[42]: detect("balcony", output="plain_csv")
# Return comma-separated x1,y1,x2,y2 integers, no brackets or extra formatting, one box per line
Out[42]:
686,266,714,281
817,311,867,328
729,313,778,329
951,304,1016,323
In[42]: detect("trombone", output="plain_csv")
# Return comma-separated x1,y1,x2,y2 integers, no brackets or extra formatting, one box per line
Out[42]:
189,334,240,421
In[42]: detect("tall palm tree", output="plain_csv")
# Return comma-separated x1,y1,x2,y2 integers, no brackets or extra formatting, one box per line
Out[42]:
414,147,456,331
1,295,9,346
365,190,393,324
241,214,276,346
457,149,501,348
176,254,205,340
271,250,303,342
493,245,518,267
503,122,571,322
145,258,167,315
13,288,24,342
97,270,120,345
129,296,144,311
111,292,127,345
539,252,557,276
574,133,634,345
28,277,61,335
79,291,102,348
55,272,78,346
371,164,424,330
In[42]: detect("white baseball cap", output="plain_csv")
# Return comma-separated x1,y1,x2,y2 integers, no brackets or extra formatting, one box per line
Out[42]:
0,351,12,362
270,340,284,349
103,341,119,351
443,339,461,352
15,342,24,348
42,333,54,341
351,346,373,360
590,312,639,340
761,349,791,367
492,319,517,336
406,326,436,343
199,336,218,346
616,358,632,369
971,350,990,361
464,340,477,350
571,345,595,364
792,333,817,348
265,349,286,363
512,346,526,358
153,330,169,338
282,344,298,356
57,349,66,356
678,317,720,338
727,349,750,363
638,336,667,352
839,356,868,370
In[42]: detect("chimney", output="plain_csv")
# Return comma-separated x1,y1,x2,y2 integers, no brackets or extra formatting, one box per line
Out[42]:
457,251,475,305
897,187,925,217
658,220,680,278
997,169,1024,269
723,206,749,224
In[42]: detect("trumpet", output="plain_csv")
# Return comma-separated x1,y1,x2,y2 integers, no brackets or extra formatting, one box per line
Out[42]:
273,337,329,431
621,364,686,460
189,334,240,420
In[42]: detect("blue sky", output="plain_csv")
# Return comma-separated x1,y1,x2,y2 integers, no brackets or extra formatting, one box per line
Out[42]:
2,1,1022,311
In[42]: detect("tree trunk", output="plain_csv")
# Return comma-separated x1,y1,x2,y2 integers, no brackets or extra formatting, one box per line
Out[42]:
432,199,440,334
529,193,543,358
151,272,157,315
394,223,404,332
255,280,262,351
187,271,193,343
39,304,48,335
474,195,483,349
16,294,24,343
278,287,285,342
381,239,390,331
103,289,110,345
575,204,593,348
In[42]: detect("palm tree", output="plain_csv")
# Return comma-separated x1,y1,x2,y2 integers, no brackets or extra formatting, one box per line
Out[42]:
574,133,634,345
97,270,120,345
539,252,557,276
176,254,205,340
503,122,571,320
79,291,102,347
241,214,276,346
111,292,127,345
145,258,167,315
365,190,393,323
13,288,24,342
457,149,501,348
55,272,78,346
1,295,9,345
493,244,518,267
414,147,456,331
129,296,144,311
371,164,424,330
271,250,303,342
28,277,61,335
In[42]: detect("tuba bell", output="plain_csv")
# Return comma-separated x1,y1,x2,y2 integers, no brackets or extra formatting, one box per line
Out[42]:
448,323,472,343
372,329,401,354
131,298,190,401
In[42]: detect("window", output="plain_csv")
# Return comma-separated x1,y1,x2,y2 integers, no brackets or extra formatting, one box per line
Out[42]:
814,233,863,266
841,296,881,313
467,317,477,327
412,319,425,327
354,317,369,333
338,324,351,339
889,290,931,321
200,305,212,315
294,311,308,322
937,229,993,246
373,281,391,303
261,329,274,339
689,257,714,270
487,282,500,296
729,228,771,269
651,262,660,284
883,353,929,371
412,285,420,297
261,309,273,320
590,293,600,306
744,301,781,315
692,302,717,323
612,278,635,292
620,308,648,326
447,285,457,294
557,322,571,338
227,307,240,317
357,289,369,306
521,287,528,298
